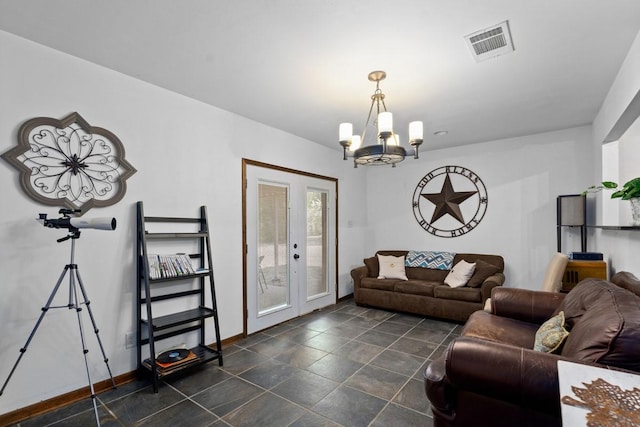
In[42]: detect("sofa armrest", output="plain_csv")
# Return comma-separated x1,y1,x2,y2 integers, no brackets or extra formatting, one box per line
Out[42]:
351,265,369,291
492,287,565,324
426,337,565,414
480,272,505,302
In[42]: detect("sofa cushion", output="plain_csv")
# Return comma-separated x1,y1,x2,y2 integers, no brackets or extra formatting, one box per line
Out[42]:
557,278,640,371
363,256,378,277
394,280,438,297
377,254,408,280
467,259,501,288
453,253,504,272
533,311,569,353
444,260,476,288
360,277,397,291
433,285,482,303
461,310,539,348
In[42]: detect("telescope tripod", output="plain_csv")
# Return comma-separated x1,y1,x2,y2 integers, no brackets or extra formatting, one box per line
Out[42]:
0,230,115,427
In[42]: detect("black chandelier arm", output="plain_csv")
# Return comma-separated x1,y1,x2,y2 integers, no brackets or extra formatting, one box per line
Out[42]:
409,139,423,159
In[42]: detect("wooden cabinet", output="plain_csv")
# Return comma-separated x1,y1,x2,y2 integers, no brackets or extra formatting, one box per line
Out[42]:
562,260,607,292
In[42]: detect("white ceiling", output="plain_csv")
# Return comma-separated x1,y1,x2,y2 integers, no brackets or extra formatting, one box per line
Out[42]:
1,1,640,151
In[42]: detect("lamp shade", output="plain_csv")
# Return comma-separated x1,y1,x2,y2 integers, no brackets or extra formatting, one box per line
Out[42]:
350,135,362,151
409,121,423,141
339,123,353,142
378,112,393,135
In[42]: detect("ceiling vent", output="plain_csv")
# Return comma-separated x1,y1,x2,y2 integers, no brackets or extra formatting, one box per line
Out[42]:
465,20,514,62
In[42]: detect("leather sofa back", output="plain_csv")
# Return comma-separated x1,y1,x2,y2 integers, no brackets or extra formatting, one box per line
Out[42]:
556,278,640,372
365,250,504,281
611,271,640,296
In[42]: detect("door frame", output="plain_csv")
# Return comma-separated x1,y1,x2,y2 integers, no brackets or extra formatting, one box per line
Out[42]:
241,159,339,336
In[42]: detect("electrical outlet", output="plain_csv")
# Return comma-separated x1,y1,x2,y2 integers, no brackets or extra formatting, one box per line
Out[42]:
125,332,136,349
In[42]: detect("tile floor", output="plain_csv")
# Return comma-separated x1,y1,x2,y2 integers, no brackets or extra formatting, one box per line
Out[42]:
12,299,462,427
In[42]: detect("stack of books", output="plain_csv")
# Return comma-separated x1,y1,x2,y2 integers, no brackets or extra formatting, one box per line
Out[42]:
147,254,198,279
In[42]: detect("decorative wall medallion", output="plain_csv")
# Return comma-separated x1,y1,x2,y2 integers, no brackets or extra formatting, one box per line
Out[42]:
2,112,136,214
412,165,488,237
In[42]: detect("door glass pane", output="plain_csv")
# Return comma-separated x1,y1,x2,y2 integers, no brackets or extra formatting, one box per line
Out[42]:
306,189,328,299
258,183,289,313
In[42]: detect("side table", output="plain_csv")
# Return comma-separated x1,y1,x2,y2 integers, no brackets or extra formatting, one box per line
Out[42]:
562,260,607,292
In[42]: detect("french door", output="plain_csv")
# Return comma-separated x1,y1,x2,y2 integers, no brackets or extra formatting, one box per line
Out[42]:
244,161,337,334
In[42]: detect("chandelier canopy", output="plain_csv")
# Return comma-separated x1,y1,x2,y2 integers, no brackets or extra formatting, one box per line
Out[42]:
339,71,423,167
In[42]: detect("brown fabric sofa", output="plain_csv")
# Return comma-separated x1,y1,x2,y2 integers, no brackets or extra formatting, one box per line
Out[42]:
351,250,505,322
424,272,640,427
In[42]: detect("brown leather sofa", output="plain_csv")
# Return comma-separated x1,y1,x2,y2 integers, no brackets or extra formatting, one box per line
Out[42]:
351,250,505,322
424,272,640,427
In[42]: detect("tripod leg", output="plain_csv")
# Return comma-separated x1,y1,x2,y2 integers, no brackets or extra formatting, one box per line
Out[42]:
74,267,116,389
69,266,101,427
0,265,70,396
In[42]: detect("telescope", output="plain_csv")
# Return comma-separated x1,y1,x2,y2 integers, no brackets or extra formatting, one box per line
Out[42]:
38,209,116,231
1,208,118,425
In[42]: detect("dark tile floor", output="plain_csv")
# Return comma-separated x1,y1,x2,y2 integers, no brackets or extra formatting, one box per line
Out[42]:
12,299,462,426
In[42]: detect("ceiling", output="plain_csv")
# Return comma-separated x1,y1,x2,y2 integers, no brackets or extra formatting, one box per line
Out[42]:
1,1,640,151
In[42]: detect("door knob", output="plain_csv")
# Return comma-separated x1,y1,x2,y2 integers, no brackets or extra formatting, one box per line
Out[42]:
293,254,300,260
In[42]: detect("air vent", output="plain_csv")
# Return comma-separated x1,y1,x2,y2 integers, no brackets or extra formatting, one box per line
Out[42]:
465,20,514,62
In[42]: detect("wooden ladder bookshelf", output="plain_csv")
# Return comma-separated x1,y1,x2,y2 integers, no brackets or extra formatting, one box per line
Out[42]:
136,201,222,392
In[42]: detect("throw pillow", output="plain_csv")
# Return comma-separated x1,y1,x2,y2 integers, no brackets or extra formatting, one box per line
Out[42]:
534,311,569,353
466,259,500,288
444,260,476,288
405,250,456,270
377,254,408,280
363,256,379,277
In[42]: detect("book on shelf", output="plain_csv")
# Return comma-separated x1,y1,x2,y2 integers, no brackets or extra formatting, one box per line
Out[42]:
147,253,198,279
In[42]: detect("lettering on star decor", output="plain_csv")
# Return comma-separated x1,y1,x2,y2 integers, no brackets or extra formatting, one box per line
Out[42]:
412,165,488,237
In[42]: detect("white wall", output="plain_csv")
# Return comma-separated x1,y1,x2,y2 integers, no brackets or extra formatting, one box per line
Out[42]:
362,126,593,290
591,29,640,277
0,30,367,413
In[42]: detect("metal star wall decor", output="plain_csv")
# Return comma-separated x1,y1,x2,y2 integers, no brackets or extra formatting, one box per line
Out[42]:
412,166,488,237
421,173,478,224
2,112,136,214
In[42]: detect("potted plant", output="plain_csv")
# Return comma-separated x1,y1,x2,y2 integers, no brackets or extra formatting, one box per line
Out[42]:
583,177,640,225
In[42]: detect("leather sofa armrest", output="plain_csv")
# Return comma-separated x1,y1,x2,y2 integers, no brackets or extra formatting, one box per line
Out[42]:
480,272,505,302
351,265,369,291
492,287,565,324
427,337,564,414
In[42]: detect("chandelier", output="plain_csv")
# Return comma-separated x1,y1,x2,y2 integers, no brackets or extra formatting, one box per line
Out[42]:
339,71,423,167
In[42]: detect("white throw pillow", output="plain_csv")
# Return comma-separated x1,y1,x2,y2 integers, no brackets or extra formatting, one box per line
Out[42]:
444,260,476,288
377,255,408,280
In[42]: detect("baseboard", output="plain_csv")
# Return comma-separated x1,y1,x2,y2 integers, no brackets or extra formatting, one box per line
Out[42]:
338,293,354,302
0,371,137,425
0,336,241,425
